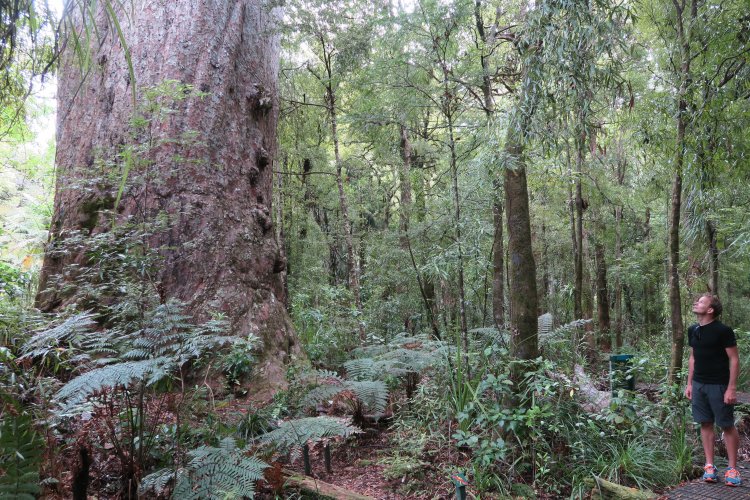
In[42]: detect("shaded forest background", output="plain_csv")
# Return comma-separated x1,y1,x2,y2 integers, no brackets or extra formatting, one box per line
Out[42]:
1,0,750,498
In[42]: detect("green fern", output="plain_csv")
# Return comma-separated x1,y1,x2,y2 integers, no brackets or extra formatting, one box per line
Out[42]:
55,357,173,413
19,313,99,361
342,358,376,380
303,380,388,414
540,318,592,344
468,327,509,349
259,416,360,457
0,414,42,500
141,437,268,499
346,381,388,413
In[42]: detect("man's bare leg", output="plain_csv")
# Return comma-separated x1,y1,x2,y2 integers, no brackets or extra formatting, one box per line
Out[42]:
723,426,739,469
702,422,716,466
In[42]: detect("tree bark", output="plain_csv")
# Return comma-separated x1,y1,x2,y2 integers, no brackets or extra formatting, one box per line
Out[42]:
614,156,625,347
502,61,539,360
474,0,505,331
706,219,719,294
37,0,299,390
504,151,538,360
492,198,505,329
667,0,695,385
574,142,585,320
595,241,611,351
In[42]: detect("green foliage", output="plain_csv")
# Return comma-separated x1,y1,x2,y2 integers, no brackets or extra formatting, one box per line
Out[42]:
141,437,268,500
259,416,360,457
0,413,42,499
346,333,449,388
303,379,389,414
221,338,260,390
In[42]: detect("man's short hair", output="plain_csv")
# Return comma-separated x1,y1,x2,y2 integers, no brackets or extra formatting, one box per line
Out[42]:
702,293,723,317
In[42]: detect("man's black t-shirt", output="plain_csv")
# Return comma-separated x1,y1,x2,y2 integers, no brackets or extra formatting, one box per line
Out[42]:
688,320,737,385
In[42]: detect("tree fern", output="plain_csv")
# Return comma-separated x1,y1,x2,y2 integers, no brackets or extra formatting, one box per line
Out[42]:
347,381,388,413
540,318,592,344
55,357,173,413
259,416,360,457
141,437,268,499
0,414,42,500
303,380,388,414
19,313,98,361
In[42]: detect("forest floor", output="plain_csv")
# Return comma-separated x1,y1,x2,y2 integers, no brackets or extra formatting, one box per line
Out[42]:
279,426,478,500
40,391,750,499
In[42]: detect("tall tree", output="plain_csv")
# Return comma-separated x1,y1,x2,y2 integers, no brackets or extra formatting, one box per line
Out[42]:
37,0,299,388
666,0,696,384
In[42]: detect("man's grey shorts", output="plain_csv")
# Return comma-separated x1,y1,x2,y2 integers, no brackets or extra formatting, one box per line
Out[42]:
692,380,735,428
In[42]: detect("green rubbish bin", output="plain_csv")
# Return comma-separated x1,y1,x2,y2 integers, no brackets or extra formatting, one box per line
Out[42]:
610,354,635,393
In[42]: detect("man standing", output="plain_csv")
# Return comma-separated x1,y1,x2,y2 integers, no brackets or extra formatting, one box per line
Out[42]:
685,293,741,486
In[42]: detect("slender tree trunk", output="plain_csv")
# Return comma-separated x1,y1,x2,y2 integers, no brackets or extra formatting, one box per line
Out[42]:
583,234,596,350
474,0,505,331
492,198,505,329
614,157,625,347
667,0,695,385
502,69,539,361
668,171,684,383
414,129,439,337
446,108,469,352
37,0,299,389
567,143,582,321
574,142,585,320
595,241,611,351
707,220,719,293
326,85,365,343
541,222,550,312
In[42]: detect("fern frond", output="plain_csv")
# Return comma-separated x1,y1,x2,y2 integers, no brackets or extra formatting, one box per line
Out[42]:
171,437,267,500
315,369,345,383
0,414,42,499
468,327,509,350
303,384,348,409
138,468,173,497
19,313,98,360
56,356,174,412
343,358,376,381
259,417,360,454
540,318,593,343
303,381,388,414
347,381,388,413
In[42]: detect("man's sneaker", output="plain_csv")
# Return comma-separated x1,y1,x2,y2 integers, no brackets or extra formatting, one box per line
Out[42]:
703,464,718,483
725,467,742,487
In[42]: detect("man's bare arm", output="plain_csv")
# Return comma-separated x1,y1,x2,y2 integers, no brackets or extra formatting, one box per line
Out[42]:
725,346,740,404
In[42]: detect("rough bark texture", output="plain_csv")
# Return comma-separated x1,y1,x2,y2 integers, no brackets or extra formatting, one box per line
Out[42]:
37,0,299,391
595,241,611,351
668,0,695,384
504,116,539,360
474,0,505,331
614,156,625,347
492,198,505,329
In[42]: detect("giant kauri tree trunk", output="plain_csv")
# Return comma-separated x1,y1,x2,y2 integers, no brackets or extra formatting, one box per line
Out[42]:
37,0,299,389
